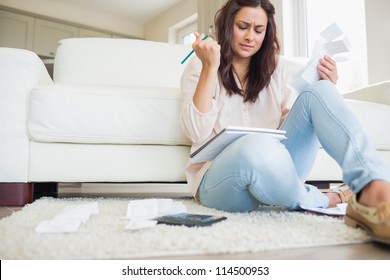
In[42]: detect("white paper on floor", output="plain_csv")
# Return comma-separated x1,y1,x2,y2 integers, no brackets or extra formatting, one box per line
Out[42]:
124,198,187,230
35,202,99,233
300,203,347,216
34,199,187,233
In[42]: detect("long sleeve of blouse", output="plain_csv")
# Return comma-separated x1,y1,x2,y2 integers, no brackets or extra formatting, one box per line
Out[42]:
180,57,220,145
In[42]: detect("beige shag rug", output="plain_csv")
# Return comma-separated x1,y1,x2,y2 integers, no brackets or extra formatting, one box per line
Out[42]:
0,197,370,259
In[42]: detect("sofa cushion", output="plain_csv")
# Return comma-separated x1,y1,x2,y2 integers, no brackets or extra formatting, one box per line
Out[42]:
345,99,390,150
29,142,190,182
54,38,191,88
28,84,191,146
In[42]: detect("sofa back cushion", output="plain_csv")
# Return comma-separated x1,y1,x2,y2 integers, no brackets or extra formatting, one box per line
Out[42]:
54,38,191,88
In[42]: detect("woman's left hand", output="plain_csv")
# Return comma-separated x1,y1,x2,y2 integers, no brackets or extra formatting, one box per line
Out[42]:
317,55,338,84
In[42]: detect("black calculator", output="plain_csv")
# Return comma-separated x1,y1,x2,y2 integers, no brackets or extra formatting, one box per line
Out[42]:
155,213,227,227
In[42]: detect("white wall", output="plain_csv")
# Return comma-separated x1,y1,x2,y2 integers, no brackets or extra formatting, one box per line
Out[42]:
272,0,284,51
0,0,143,38
144,0,197,43
2,0,388,84
365,0,390,84
276,0,390,85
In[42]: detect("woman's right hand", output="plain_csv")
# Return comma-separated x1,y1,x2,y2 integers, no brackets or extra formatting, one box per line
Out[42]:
192,32,221,70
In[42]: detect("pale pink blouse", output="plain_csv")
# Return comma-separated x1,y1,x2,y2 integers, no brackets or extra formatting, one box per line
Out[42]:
180,56,297,197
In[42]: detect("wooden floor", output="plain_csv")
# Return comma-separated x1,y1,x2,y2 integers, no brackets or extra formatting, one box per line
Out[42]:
1,183,390,260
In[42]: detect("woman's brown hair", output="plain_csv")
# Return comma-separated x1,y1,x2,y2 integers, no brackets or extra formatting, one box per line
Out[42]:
215,0,280,102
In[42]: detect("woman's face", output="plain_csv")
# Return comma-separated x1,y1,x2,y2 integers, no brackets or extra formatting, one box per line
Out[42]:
232,6,268,61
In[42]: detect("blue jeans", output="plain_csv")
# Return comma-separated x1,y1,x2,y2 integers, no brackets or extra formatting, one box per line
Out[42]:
198,80,390,212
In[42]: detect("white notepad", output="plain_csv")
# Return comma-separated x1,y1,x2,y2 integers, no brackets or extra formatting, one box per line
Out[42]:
190,126,287,163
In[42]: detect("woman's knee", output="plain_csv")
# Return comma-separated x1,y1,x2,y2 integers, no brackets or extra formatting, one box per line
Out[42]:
231,134,290,171
302,80,341,100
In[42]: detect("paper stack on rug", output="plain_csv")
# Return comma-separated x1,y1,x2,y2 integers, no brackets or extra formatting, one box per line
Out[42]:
35,202,99,233
124,199,187,230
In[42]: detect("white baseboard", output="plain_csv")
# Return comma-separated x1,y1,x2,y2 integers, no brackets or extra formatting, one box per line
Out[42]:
58,182,192,197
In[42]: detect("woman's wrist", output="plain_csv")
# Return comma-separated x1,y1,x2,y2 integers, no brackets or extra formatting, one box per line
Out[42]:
201,63,219,74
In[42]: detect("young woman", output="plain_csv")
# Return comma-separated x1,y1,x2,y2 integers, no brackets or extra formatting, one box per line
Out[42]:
180,0,390,244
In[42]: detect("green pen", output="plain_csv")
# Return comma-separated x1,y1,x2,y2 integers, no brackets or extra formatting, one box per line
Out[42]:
180,35,209,64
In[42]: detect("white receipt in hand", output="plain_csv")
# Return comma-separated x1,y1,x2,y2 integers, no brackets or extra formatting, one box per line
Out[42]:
288,22,352,93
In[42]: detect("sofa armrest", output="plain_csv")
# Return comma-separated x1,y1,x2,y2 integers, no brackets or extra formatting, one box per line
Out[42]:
343,80,390,106
0,48,53,182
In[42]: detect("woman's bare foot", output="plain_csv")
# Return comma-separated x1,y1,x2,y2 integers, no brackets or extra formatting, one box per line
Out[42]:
358,180,390,207
321,185,352,208
324,192,342,208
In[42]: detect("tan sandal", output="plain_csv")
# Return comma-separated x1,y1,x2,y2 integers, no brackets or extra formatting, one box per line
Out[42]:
345,195,390,244
320,184,352,203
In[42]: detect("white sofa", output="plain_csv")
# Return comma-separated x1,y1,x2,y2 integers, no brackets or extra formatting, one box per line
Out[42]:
1,38,389,205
